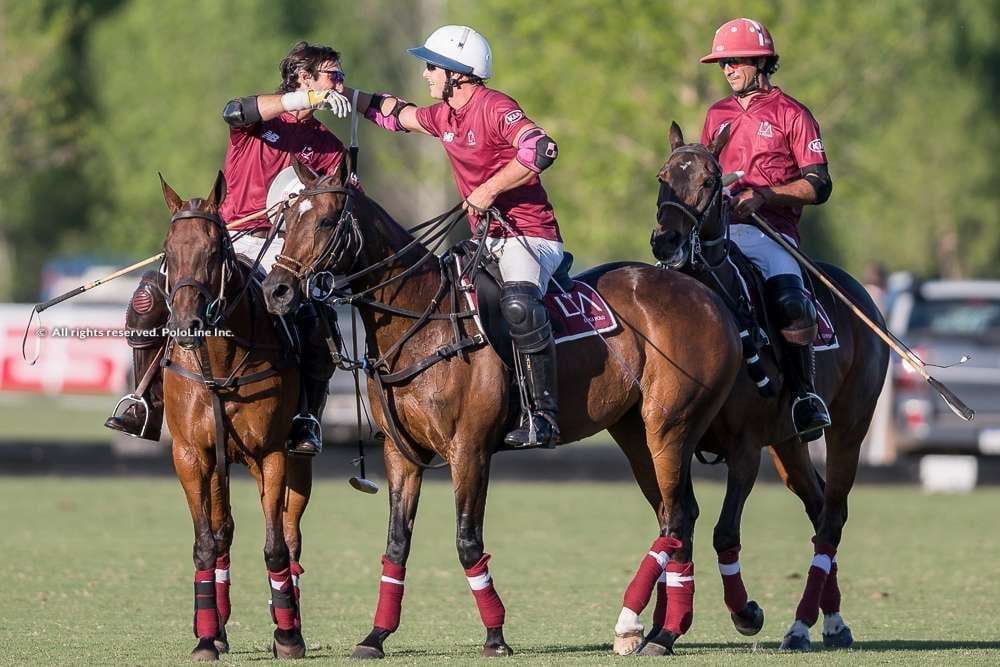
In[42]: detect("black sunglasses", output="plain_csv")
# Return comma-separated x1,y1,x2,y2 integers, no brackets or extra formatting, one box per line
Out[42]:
718,57,757,69
316,69,345,82
425,62,438,72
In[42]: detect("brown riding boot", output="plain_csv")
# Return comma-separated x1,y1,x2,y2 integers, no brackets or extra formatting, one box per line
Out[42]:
105,343,165,441
105,270,167,441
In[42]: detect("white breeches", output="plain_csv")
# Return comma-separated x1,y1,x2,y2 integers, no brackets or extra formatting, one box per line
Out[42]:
484,235,565,290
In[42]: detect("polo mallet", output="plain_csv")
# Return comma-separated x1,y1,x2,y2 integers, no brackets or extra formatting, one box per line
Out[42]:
750,212,975,421
345,92,379,494
20,202,288,365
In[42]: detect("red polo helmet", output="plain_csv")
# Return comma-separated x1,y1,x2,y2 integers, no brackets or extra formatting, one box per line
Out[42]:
701,18,777,63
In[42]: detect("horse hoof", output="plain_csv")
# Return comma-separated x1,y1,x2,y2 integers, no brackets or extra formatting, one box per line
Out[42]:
732,600,765,636
779,632,811,651
272,630,307,659
350,644,385,659
612,631,643,656
823,625,854,649
213,628,229,654
637,630,677,656
481,642,514,657
191,637,219,662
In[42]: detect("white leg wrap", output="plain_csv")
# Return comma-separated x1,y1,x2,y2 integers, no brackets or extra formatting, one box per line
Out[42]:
614,607,644,635
787,619,811,638
823,612,845,636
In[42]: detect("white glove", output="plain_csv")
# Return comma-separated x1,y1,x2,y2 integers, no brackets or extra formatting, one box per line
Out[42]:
314,89,351,118
281,90,352,118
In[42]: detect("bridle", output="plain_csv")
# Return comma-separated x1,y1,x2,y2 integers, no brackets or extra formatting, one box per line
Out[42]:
165,205,242,331
656,144,730,270
271,183,364,301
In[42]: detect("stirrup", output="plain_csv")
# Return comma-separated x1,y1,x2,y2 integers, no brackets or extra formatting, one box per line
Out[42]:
791,392,831,442
287,413,323,457
108,393,150,440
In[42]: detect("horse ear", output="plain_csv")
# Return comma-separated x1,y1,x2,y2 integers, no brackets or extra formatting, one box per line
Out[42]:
206,170,226,209
159,173,183,214
708,123,731,157
668,121,685,152
293,159,319,187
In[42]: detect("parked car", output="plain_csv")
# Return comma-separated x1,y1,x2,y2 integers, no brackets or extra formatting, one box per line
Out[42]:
887,276,1000,457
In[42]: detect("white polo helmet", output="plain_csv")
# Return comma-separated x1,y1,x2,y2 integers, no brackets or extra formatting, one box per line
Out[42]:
407,25,492,79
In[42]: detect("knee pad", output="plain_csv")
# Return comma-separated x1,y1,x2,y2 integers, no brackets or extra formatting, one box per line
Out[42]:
500,282,552,353
125,271,168,348
766,275,817,346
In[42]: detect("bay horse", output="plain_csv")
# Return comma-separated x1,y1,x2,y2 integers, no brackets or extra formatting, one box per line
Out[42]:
650,122,889,651
261,161,742,658
159,172,312,660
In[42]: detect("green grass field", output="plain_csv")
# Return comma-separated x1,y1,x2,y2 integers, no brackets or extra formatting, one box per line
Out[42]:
2,477,998,665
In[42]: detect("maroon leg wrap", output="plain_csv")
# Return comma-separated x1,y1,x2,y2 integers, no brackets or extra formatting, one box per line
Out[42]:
465,554,506,629
651,576,668,628
820,560,841,615
373,556,405,632
794,539,837,627
267,567,297,631
622,536,681,614
214,553,231,626
717,544,748,613
193,568,219,639
664,560,695,636
291,561,304,630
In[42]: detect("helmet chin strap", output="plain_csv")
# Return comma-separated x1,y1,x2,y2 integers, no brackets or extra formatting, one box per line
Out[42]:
735,70,764,98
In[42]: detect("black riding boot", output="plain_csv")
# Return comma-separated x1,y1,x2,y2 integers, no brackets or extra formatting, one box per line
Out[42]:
286,302,336,457
765,274,831,443
287,376,327,457
500,282,560,449
786,343,831,443
505,339,560,448
105,270,167,441
105,343,165,441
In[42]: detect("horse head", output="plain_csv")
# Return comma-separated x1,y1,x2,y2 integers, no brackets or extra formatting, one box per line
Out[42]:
651,121,732,269
161,171,233,349
262,159,365,316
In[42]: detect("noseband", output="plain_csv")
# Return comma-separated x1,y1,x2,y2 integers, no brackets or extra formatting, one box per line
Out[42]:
657,144,729,270
272,184,363,301
166,206,238,326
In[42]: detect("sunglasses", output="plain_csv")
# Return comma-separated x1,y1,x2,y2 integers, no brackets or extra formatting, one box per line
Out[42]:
718,57,757,69
316,69,345,83
425,62,438,72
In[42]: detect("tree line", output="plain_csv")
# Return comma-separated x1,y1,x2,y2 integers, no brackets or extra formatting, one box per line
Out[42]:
2,0,997,300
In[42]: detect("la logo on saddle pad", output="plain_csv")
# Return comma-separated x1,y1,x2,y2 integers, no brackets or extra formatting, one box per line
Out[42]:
544,285,618,343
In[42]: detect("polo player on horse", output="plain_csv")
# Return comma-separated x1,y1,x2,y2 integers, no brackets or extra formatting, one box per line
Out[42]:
106,41,352,456
700,18,835,442
340,25,564,448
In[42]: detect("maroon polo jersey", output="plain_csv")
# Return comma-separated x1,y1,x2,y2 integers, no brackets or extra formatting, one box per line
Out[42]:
415,86,561,241
220,112,345,231
700,87,827,242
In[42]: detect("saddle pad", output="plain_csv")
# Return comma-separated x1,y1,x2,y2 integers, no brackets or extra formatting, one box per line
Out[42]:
456,256,618,350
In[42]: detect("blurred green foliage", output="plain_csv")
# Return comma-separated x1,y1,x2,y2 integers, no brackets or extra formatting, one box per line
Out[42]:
1,0,997,300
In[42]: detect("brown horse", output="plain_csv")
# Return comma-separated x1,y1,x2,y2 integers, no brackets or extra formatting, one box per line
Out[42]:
650,123,889,651
159,172,312,661
260,161,742,658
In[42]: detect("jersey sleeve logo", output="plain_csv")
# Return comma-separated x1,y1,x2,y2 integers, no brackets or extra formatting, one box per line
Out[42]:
504,110,524,125
808,138,825,153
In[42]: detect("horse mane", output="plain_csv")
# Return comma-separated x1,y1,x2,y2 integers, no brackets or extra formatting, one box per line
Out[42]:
353,187,438,270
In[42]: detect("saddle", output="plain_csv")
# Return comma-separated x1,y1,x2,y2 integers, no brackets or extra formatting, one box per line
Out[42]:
449,241,619,370
725,243,839,354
